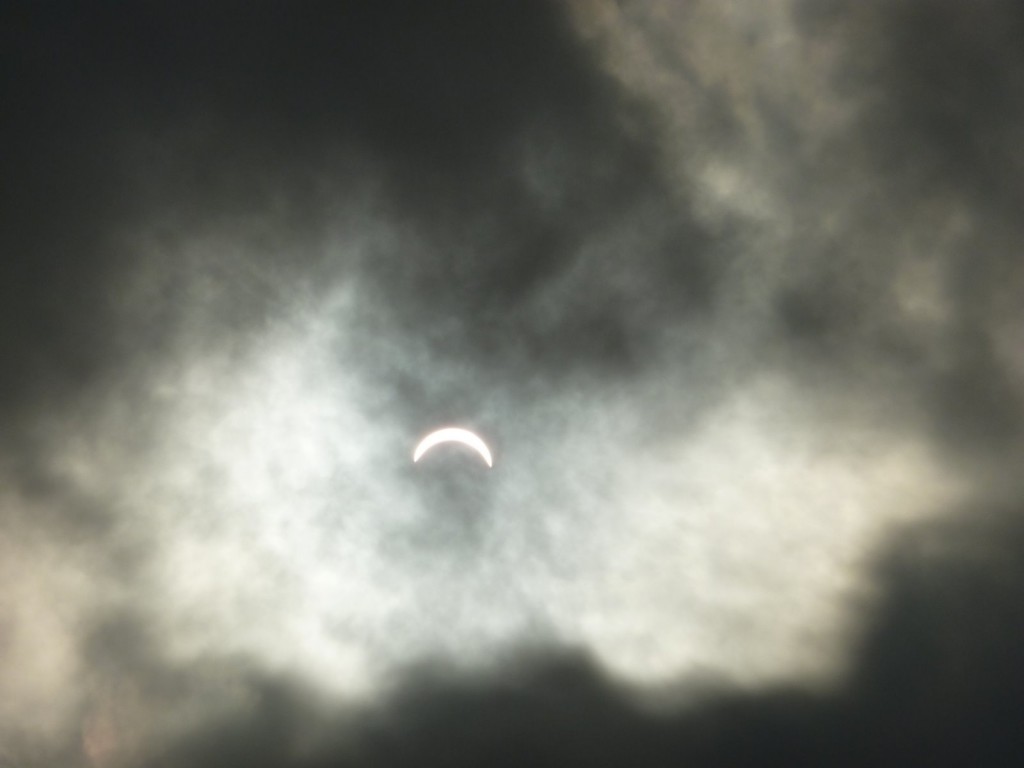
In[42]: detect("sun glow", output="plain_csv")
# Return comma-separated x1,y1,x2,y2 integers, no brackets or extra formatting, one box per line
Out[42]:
413,427,493,468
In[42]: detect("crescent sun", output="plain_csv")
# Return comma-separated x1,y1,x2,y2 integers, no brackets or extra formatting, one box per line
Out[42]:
413,427,493,468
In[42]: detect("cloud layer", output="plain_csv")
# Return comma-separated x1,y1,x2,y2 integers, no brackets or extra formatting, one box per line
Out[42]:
1,1,1022,765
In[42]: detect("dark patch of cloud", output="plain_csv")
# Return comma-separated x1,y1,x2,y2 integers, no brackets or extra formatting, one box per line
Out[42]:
843,501,1024,765
778,0,1024,459
1,20,137,439
870,0,1024,202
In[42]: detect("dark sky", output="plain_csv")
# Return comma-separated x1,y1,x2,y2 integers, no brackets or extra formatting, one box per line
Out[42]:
2,1,1023,766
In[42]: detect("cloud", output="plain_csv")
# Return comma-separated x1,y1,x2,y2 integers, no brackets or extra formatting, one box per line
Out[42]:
1,1,1022,765
16,496,1022,767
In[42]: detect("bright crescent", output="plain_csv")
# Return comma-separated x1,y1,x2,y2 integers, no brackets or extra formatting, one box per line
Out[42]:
413,427,493,468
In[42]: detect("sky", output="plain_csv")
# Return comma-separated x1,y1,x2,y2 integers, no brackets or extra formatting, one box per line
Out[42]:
1,1,1023,765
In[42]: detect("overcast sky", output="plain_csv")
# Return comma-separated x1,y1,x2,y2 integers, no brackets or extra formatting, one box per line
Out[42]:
2,1,1023,766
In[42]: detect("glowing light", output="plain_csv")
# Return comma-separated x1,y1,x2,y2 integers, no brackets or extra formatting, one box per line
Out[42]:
413,427,493,468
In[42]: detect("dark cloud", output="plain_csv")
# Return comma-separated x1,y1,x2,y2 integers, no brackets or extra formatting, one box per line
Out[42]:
870,0,1024,200
774,0,1024,459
